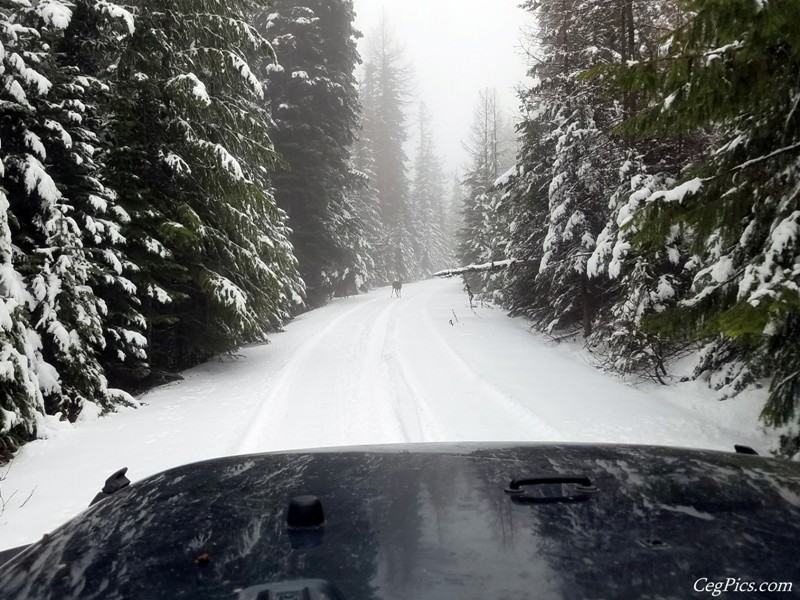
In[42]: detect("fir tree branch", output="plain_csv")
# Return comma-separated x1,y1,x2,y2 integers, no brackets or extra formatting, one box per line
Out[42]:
732,141,800,172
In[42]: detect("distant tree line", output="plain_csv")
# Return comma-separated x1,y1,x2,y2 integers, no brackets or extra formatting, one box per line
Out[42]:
354,19,454,287
458,0,800,456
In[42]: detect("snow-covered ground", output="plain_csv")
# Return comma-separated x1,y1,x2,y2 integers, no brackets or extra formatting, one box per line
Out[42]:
0,278,774,551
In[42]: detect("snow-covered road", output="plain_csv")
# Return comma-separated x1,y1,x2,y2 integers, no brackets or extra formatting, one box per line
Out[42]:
0,278,770,551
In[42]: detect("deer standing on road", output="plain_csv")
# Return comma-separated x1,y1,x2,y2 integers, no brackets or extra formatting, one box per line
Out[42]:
391,279,402,298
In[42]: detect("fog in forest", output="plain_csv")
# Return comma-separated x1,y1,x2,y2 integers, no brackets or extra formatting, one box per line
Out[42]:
352,0,531,170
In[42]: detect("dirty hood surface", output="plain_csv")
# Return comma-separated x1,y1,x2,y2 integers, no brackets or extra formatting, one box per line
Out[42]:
1,443,799,599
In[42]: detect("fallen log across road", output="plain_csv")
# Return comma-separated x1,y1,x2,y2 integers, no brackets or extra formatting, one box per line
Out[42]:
433,259,537,278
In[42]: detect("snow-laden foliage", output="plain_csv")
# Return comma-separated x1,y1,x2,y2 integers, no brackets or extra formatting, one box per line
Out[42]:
0,0,312,454
486,0,624,337
103,0,303,371
471,0,800,455
607,0,800,454
349,66,386,289
1,4,51,455
258,0,366,307
487,0,691,344
586,155,690,381
444,174,464,264
0,0,143,454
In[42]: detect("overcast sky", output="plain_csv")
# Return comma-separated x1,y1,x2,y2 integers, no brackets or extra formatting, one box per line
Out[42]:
352,0,532,173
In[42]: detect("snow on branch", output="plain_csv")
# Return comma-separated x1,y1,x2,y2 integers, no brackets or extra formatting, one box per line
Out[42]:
36,1,73,30
166,73,211,107
647,177,705,204
94,2,135,35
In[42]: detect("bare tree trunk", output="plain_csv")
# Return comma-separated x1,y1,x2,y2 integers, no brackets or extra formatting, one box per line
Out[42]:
625,0,636,114
581,276,593,338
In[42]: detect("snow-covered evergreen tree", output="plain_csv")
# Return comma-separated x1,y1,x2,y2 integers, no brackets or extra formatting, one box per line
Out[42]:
586,155,691,381
493,0,692,356
104,0,303,373
0,0,55,453
519,0,624,336
458,88,514,293
57,2,148,388
608,0,800,453
257,0,365,307
443,172,463,267
410,103,449,276
0,0,140,452
361,19,415,282
36,2,144,408
577,1,696,379
350,62,385,288
497,103,552,319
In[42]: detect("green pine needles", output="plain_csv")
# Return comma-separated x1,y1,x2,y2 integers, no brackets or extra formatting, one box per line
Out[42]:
619,0,800,447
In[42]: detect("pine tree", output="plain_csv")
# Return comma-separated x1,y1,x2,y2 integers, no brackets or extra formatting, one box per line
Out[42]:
410,103,449,276
580,0,697,380
105,0,303,375
521,0,625,337
1,1,56,453
586,155,691,381
57,2,148,388
350,62,385,288
443,172,463,266
606,0,800,453
36,2,145,406
458,88,514,293
0,0,140,453
361,19,415,282
497,0,687,352
0,0,48,455
256,0,364,307
499,114,552,319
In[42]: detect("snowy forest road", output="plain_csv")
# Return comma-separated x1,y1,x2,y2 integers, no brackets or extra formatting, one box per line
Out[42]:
231,278,747,454
0,279,768,551
233,279,562,455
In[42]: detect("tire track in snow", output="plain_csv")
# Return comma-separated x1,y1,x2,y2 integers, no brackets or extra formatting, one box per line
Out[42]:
409,286,565,442
232,293,395,454
381,296,448,443
233,281,564,455
389,293,451,442
347,296,409,444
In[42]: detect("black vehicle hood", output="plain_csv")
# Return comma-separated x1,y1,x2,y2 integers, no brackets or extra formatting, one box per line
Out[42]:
1,443,799,599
